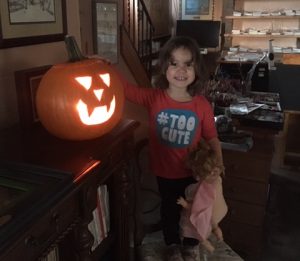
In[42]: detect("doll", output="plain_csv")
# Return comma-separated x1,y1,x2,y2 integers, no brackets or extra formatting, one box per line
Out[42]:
177,140,228,253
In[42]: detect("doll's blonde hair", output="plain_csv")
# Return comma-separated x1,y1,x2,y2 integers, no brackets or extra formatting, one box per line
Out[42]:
186,140,224,180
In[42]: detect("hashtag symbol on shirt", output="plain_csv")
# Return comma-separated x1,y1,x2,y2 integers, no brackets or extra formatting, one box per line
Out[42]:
157,112,169,125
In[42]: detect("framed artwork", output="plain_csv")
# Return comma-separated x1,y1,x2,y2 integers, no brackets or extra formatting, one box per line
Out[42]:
0,0,67,48
14,65,52,131
182,0,214,20
92,1,118,63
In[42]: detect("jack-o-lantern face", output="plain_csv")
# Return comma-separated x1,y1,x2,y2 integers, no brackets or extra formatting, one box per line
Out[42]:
75,73,116,125
36,59,124,140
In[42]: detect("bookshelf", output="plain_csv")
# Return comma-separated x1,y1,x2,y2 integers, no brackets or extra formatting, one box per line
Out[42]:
0,119,139,261
224,0,300,51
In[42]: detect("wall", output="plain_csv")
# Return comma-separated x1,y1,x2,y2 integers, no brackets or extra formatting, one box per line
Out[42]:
0,0,81,129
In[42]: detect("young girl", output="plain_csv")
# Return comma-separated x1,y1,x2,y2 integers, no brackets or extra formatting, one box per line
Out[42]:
177,140,228,258
123,36,223,260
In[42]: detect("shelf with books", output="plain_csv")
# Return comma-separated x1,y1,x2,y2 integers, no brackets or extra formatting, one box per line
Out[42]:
225,15,300,19
88,184,110,251
223,0,300,50
0,118,139,261
224,33,299,38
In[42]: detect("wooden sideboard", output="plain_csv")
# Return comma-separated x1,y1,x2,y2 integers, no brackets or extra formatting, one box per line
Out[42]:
220,123,278,260
0,119,139,261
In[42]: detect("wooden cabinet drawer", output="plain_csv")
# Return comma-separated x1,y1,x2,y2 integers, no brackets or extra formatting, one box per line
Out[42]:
223,151,271,183
225,199,265,226
6,194,79,261
223,176,269,205
221,220,263,258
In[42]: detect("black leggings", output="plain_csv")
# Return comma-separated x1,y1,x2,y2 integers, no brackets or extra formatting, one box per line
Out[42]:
156,176,199,246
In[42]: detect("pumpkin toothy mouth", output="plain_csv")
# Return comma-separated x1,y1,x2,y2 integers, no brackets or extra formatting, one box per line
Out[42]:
76,96,116,125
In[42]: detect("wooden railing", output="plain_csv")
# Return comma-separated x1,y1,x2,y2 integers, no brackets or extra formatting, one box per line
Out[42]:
123,0,155,77
120,26,152,87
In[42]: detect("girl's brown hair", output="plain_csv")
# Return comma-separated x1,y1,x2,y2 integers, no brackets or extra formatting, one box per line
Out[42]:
152,36,207,96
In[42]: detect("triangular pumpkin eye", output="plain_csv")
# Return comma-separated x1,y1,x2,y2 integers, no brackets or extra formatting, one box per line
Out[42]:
75,76,92,90
75,75,104,102
99,73,110,87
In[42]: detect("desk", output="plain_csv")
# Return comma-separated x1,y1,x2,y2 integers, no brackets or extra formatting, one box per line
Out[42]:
220,121,278,260
0,119,139,261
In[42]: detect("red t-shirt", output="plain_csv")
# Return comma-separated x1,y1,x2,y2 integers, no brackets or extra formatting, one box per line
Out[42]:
124,81,217,179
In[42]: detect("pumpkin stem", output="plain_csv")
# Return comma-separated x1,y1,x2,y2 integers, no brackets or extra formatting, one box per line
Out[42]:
64,35,86,62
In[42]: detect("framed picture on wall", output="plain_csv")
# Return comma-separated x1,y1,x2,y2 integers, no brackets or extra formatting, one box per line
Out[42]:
0,0,67,48
92,1,118,63
14,65,52,131
182,0,214,20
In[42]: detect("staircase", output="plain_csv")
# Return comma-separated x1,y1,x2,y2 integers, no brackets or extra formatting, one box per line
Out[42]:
121,0,154,87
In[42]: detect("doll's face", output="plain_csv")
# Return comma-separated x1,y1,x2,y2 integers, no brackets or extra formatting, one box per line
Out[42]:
205,167,222,183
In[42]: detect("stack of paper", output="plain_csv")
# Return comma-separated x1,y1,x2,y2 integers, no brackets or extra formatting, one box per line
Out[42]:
233,11,242,16
284,9,295,16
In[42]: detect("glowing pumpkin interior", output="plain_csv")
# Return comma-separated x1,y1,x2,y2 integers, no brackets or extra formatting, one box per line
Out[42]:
75,73,116,125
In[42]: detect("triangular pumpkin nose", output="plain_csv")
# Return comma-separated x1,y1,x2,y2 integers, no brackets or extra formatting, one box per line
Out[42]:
94,73,114,109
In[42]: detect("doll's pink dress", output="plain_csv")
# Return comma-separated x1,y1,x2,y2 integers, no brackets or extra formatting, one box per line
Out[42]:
179,177,228,241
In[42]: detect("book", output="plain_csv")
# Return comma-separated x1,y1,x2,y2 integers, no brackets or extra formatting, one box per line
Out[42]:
88,218,98,251
97,185,110,237
96,189,105,241
44,245,59,261
87,184,111,252
101,185,110,233
88,207,106,251
92,208,102,247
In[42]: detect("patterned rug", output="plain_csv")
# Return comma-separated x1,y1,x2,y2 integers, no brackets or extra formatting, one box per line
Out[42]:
137,231,244,261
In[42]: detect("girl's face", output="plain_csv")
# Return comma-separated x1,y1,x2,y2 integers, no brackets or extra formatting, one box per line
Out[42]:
166,47,196,91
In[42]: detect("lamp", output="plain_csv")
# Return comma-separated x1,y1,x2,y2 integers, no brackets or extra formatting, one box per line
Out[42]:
267,39,276,71
243,39,276,94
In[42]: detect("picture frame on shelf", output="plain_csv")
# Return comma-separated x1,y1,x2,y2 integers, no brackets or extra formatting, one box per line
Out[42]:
92,1,118,63
14,65,52,131
0,0,67,48
181,0,214,20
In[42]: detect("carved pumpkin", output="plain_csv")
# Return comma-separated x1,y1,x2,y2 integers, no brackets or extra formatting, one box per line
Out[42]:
36,42,124,140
